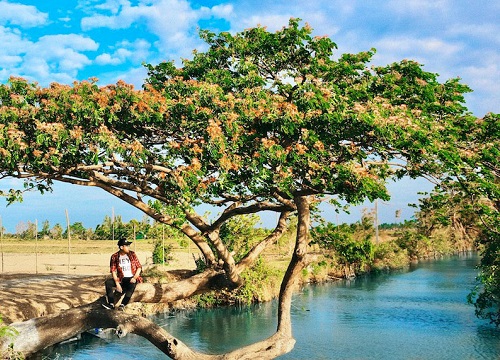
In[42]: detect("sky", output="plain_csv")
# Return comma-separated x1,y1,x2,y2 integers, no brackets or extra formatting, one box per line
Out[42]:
0,0,499,233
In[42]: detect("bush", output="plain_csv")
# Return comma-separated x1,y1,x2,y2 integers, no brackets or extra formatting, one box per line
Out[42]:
312,223,373,277
192,254,207,273
372,241,409,271
395,229,431,259
304,260,333,282
152,240,173,265
234,257,282,304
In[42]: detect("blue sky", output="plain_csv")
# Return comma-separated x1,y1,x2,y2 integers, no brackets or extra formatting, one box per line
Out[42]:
0,0,499,233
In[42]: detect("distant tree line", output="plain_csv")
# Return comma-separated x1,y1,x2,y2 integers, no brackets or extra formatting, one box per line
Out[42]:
5,214,185,241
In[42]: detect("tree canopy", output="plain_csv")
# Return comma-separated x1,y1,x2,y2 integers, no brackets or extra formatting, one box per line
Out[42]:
1,18,498,358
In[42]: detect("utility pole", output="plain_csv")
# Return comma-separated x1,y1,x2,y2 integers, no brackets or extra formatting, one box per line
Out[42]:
0,216,3,273
35,219,38,274
162,224,165,266
66,209,71,273
112,207,115,242
133,223,136,252
375,199,379,244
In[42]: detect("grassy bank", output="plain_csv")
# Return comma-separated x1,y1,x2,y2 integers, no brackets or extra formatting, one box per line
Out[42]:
184,226,477,308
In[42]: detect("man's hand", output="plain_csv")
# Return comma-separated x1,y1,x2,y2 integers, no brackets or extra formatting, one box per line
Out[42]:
130,278,137,284
115,283,123,293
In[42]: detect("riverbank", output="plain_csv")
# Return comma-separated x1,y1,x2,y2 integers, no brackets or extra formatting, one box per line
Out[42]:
0,230,477,325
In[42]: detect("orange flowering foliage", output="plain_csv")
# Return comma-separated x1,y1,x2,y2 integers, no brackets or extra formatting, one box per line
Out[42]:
142,19,480,208
0,77,178,201
0,19,481,211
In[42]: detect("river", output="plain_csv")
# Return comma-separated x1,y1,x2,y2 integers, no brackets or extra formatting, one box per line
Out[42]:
38,253,500,359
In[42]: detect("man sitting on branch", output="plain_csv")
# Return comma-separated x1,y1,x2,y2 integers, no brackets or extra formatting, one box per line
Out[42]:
102,238,143,310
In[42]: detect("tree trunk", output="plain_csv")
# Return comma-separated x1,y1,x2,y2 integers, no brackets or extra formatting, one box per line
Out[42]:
277,195,311,336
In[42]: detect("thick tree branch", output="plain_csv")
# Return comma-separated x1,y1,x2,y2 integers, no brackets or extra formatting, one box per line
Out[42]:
210,201,294,230
51,174,219,265
3,302,295,360
277,195,310,336
236,211,290,273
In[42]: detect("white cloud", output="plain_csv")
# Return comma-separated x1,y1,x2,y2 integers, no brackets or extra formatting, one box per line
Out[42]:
82,13,125,29
0,1,48,27
81,0,153,30
462,55,500,92
460,54,500,115
0,54,22,67
238,14,296,32
17,34,99,83
372,36,463,67
211,4,233,18
376,36,461,56
219,2,341,41
447,23,500,45
95,53,122,65
0,25,32,57
95,39,150,65
94,0,130,15
80,0,231,61
0,26,32,78
387,0,450,14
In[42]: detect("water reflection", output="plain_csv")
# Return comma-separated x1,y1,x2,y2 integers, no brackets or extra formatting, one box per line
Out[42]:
155,305,277,353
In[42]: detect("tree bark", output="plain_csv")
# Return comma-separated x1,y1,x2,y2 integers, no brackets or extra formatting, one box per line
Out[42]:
277,195,311,336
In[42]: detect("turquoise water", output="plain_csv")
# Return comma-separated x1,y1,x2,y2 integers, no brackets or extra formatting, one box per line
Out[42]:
38,253,500,359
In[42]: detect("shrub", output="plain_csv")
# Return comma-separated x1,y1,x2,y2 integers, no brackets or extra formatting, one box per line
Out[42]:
395,229,431,259
192,254,207,273
372,241,409,271
234,258,282,305
152,240,173,265
312,223,373,277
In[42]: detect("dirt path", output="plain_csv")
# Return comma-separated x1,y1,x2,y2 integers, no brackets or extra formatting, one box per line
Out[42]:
0,252,197,324
0,274,105,324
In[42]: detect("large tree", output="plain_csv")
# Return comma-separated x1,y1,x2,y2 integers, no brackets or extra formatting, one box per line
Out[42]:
467,113,500,326
417,112,500,325
0,19,489,358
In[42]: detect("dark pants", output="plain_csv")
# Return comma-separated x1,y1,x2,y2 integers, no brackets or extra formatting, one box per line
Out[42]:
105,277,137,306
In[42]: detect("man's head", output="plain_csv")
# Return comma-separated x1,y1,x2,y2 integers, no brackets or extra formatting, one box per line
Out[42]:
117,238,133,253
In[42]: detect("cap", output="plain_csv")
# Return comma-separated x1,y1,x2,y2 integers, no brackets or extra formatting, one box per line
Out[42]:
117,238,133,247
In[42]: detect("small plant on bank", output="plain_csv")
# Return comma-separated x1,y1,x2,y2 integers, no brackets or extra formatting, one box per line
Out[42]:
234,258,282,304
311,223,373,278
308,260,334,282
152,240,173,265
372,241,409,271
195,292,220,308
192,254,207,273
0,315,23,360
193,257,283,308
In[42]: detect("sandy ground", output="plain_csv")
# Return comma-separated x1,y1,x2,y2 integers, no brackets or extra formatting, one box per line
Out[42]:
0,252,196,324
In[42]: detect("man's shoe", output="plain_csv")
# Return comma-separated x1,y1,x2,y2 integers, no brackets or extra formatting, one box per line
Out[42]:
118,304,126,311
102,302,114,310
